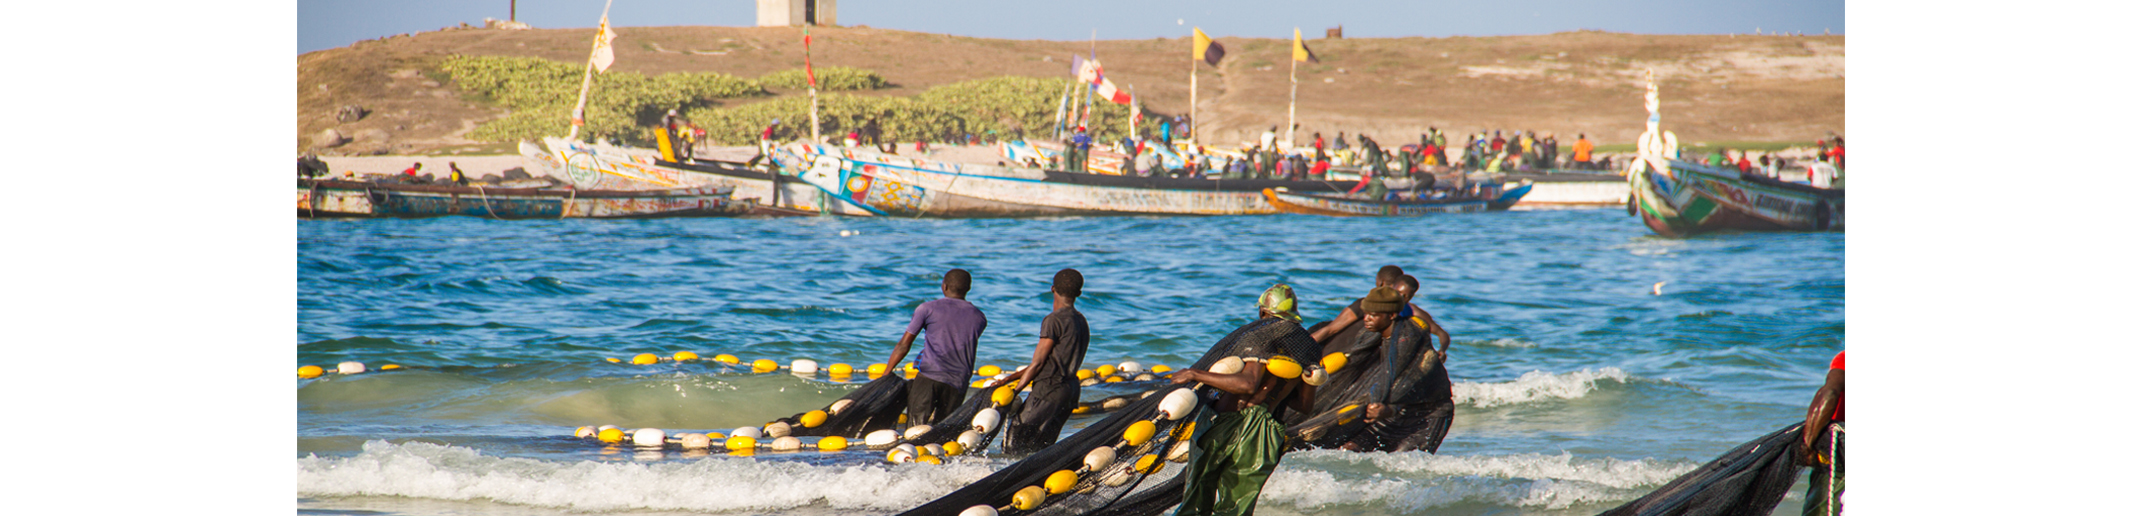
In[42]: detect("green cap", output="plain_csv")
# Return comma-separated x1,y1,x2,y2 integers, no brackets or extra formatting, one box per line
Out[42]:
1257,284,1301,322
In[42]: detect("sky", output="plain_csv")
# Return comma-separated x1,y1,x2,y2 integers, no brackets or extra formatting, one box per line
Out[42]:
299,0,1844,54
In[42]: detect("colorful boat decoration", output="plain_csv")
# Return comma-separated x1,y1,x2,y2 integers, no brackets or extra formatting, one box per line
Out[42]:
1261,182,1533,216
534,138,864,216
777,142,1286,217
1624,70,1843,236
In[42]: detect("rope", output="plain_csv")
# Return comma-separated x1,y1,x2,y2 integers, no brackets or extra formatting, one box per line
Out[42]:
912,165,961,219
305,181,318,218
561,188,578,219
1828,422,1843,513
474,185,503,220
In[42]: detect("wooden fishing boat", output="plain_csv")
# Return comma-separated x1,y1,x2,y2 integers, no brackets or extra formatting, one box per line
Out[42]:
1620,69,1842,236
1261,182,1533,216
1627,158,1843,236
778,142,1285,216
532,138,864,216
295,178,749,219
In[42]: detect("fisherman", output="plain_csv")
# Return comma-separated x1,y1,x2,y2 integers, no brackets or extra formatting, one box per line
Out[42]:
1310,267,1451,353
994,268,1090,454
1170,283,1318,516
1798,350,1845,516
1069,127,1094,172
401,162,426,184
745,119,781,168
1312,132,1326,162
1334,285,1451,452
1540,133,1559,169
1259,126,1277,155
447,162,468,186
1572,133,1595,170
883,268,989,426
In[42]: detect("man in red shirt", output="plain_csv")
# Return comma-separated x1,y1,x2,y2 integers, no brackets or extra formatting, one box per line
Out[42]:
1798,351,1844,516
1827,137,1845,169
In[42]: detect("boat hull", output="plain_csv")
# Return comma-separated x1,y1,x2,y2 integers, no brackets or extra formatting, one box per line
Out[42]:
533,138,867,216
1262,183,1533,217
1628,158,1843,237
296,179,746,219
779,143,1281,216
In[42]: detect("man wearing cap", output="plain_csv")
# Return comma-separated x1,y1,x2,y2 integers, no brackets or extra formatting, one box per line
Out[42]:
1068,127,1094,172
996,268,1090,453
1311,266,1419,343
1171,283,1321,516
1338,285,1454,453
884,269,988,426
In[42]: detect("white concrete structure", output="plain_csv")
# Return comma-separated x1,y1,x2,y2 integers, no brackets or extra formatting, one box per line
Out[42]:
757,0,837,27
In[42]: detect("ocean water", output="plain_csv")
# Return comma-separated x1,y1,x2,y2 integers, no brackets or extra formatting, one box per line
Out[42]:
297,209,1843,516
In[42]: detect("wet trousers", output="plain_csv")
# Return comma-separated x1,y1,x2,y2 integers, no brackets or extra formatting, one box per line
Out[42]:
1177,405,1286,516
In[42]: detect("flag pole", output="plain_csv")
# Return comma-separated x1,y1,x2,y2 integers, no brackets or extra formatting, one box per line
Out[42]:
568,0,617,141
1189,36,1197,146
1087,29,1098,137
1286,28,1298,150
806,26,820,142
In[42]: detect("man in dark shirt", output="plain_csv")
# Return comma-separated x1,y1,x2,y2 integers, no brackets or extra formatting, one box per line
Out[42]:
884,269,988,426
995,268,1089,454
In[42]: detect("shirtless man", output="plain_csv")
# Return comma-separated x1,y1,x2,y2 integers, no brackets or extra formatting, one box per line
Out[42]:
1170,288,1319,516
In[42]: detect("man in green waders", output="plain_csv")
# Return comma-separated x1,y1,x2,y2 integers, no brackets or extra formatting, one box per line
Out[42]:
1168,284,1323,516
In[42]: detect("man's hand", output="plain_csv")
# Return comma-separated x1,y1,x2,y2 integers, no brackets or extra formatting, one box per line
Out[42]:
1170,369,1198,385
1364,402,1385,422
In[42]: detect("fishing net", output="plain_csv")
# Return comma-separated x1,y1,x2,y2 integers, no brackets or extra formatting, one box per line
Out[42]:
1284,319,1454,453
1596,423,1804,516
771,374,909,438
896,318,1321,516
892,382,1016,454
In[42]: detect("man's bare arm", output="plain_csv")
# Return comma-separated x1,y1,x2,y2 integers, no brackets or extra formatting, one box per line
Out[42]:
886,332,919,370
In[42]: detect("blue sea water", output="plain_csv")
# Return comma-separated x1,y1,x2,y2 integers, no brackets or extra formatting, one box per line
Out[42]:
296,209,1843,516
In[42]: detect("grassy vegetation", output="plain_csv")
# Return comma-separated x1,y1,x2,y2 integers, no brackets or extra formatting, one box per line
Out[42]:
437,55,764,145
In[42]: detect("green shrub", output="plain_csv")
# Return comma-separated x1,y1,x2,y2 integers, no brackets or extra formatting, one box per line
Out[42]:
438,55,765,144
759,66,889,91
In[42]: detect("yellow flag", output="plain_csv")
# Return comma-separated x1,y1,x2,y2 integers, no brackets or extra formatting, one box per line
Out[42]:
589,16,618,72
1291,28,1318,63
1192,28,1211,60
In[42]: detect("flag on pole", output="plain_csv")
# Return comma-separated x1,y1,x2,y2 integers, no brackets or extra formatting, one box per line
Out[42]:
804,29,816,88
1070,55,1133,106
1292,28,1318,64
590,16,618,72
1193,28,1225,66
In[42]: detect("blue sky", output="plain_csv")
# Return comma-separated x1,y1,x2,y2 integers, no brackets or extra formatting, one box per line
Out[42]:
299,0,1843,54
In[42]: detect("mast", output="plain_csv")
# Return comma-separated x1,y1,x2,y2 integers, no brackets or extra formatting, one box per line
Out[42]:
567,0,617,141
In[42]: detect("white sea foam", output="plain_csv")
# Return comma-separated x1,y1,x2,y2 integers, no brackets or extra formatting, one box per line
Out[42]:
1262,450,1699,511
1463,338,1538,348
297,440,1001,513
1453,367,1634,408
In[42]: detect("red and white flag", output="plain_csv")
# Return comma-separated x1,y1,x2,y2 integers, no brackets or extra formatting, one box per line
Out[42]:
1069,55,1132,106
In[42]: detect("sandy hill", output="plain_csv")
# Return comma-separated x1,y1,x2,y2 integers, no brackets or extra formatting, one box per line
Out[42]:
296,25,1842,155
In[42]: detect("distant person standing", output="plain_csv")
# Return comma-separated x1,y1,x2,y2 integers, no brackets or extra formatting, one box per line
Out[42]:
1797,350,1845,516
447,162,468,186
884,269,988,426
1572,133,1595,170
1260,126,1278,155
745,119,781,168
995,268,1090,454
1069,127,1093,172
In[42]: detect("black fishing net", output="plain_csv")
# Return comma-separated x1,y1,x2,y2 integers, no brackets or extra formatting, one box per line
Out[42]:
1283,319,1454,453
771,374,909,438
895,383,1015,453
1596,423,1805,516
896,318,1321,516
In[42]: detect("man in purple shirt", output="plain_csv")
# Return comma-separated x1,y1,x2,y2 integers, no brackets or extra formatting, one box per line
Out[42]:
885,268,988,426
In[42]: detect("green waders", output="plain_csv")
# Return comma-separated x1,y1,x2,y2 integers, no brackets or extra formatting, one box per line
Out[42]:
1176,405,1286,516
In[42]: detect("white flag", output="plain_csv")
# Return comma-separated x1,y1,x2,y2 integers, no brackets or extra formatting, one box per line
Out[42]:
589,16,618,73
